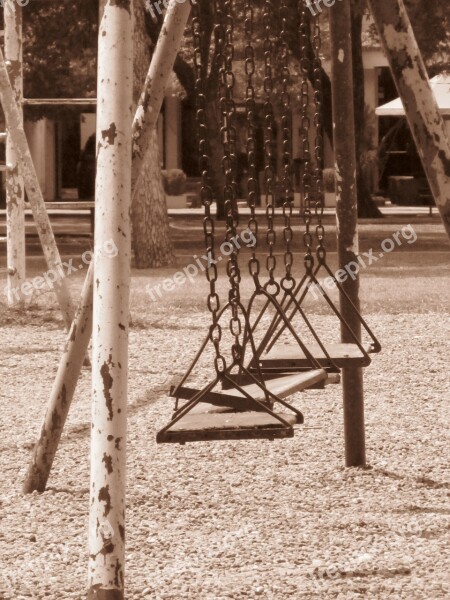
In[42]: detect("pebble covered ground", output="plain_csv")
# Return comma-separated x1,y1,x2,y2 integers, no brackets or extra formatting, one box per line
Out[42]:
1,310,449,599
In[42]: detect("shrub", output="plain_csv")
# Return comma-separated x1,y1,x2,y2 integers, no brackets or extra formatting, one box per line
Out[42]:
323,168,336,193
161,169,187,196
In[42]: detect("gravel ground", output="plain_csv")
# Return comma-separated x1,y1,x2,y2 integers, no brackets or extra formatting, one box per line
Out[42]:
1,311,449,599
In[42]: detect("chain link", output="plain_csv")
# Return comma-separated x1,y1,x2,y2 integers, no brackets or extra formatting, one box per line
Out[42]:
216,0,243,364
280,0,294,291
191,0,224,367
244,1,260,286
312,13,326,261
263,0,277,291
299,0,314,273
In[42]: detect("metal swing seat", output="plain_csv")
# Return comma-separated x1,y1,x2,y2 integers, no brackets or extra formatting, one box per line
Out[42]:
157,298,328,444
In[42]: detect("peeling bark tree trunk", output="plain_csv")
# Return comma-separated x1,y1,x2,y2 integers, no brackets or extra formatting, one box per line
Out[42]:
351,0,383,219
132,0,174,268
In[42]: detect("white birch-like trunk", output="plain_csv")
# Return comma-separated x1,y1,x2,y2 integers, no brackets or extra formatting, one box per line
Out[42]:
5,4,25,305
88,1,134,597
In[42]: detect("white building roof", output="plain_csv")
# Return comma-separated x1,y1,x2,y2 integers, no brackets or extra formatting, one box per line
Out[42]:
376,75,450,116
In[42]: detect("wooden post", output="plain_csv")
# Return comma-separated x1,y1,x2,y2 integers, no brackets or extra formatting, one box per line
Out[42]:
88,0,133,597
368,0,450,241
0,50,75,327
4,2,26,306
330,0,366,468
22,0,191,496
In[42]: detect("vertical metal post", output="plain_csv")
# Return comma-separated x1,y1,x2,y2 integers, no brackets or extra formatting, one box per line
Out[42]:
4,2,25,305
329,0,366,468
88,0,133,597
22,0,191,495
368,0,450,241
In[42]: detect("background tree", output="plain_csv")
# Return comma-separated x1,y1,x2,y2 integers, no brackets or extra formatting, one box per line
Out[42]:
132,0,174,267
19,0,173,267
351,0,383,218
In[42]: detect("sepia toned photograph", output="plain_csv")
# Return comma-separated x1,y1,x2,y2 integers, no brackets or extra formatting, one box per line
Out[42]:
0,0,449,598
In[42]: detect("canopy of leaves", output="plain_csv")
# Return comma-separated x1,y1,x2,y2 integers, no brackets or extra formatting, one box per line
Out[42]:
15,0,98,119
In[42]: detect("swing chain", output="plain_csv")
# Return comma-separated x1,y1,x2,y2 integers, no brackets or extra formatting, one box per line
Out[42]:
191,0,224,366
299,1,314,273
244,1,260,285
280,0,294,291
217,0,243,364
263,0,278,292
312,13,326,261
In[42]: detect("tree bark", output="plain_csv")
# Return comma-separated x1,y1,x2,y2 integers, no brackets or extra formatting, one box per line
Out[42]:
132,0,174,268
205,94,226,220
351,0,383,218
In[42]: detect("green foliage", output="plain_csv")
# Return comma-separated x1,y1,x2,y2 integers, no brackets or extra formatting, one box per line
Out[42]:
19,0,98,120
404,0,450,68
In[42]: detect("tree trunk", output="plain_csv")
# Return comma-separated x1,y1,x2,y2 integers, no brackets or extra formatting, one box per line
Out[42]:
132,131,174,267
132,0,174,267
351,0,383,218
205,97,226,220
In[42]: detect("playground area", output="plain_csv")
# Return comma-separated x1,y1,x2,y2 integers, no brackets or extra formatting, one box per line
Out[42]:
1,216,449,599
1,0,450,598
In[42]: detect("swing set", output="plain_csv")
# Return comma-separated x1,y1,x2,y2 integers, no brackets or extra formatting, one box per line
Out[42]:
157,0,381,444
2,0,449,595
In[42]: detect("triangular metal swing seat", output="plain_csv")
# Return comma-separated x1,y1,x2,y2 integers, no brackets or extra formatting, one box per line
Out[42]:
258,342,374,372
157,411,300,444
157,371,325,444
170,370,327,410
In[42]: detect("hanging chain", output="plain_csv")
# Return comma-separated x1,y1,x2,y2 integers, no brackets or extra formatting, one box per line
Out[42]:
216,0,243,365
280,0,295,292
263,0,278,292
191,0,224,372
299,0,314,275
312,13,326,262
244,1,260,287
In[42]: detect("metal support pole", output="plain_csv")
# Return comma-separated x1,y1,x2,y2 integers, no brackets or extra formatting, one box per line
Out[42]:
330,0,366,468
87,0,133,597
22,0,191,495
368,0,450,241
4,2,25,306
0,50,75,327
